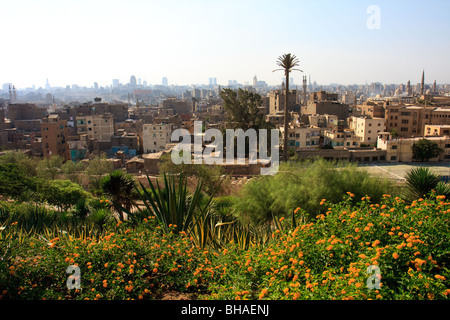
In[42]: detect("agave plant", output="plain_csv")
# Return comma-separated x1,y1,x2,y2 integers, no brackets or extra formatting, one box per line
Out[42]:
124,173,221,235
403,167,443,201
434,181,450,198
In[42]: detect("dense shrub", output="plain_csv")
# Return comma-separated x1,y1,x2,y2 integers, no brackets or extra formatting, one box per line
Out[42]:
233,159,395,225
1,193,448,300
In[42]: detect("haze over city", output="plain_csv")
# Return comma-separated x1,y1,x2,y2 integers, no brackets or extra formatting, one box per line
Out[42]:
1,0,450,89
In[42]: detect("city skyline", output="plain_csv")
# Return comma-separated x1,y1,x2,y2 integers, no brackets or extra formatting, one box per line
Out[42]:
1,0,450,89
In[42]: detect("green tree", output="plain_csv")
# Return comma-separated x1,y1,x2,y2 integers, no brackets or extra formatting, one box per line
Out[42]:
0,163,42,201
40,179,90,211
85,154,114,192
61,160,86,184
220,88,274,160
100,170,135,221
220,88,269,131
36,155,65,180
0,151,38,176
273,53,302,161
389,128,399,138
412,139,443,162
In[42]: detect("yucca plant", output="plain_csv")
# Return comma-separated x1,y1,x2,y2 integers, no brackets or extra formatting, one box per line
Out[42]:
403,167,443,202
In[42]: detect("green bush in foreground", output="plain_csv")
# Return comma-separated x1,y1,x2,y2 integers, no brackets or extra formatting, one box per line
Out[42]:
0,193,448,300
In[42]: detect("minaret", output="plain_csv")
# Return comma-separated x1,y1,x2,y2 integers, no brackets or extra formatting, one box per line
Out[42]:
13,86,17,103
433,80,436,95
302,75,307,106
8,85,13,102
420,70,424,95
406,80,412,95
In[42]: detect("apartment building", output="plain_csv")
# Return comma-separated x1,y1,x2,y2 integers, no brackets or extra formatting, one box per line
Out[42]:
308,114,339,130
385,105,450,137
284,125,321,150
348,116,386,145
424,124,450,137
377,132,450,162
76,113,114,142
268,89,299,115
301,91,350,120
142,123,175,153
323,129,360,148
41,114,70,160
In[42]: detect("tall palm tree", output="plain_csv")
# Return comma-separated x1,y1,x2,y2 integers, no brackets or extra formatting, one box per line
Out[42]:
273,53,302,161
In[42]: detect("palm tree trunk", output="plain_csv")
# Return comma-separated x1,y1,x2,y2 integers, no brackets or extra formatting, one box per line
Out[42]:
283,73,290,161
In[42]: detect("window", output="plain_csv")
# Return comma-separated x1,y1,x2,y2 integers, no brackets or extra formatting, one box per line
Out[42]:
400,127,408,132
401,119,409,124
391,156,397,161
391,145,397,150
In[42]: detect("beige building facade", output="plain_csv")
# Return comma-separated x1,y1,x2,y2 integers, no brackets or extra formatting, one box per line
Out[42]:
76,113,114,142
142,123,175,153
377,132,450,162
349,116,386,145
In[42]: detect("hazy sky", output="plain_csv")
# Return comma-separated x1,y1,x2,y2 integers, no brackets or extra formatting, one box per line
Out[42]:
1,0,449,89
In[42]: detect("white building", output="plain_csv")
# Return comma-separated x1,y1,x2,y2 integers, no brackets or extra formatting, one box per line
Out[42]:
349,116,386,145
142,123,175,153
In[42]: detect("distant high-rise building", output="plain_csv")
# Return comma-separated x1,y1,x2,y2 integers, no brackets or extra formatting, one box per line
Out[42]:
94,82,99,90
130,75,137,88
112,79,120,88
45,78,50,90
213,78,217,86
162,77,168,86
253,75,257,87
209,77,213,86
